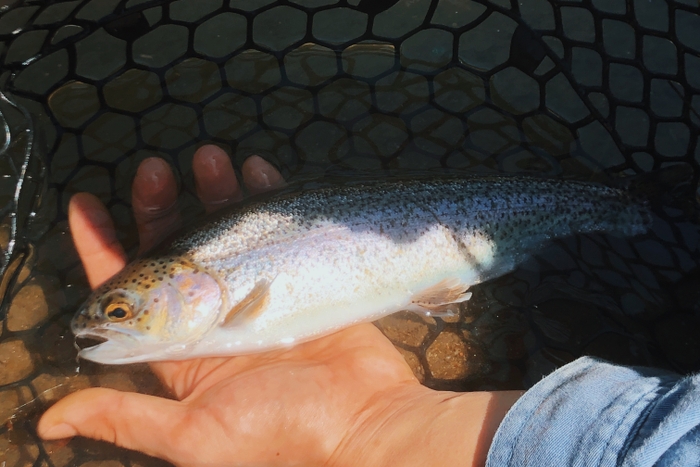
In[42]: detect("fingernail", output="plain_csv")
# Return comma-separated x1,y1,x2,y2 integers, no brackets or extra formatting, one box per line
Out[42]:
136,158,169,189
41,423,77,439
133,157,177,212
205,151,223,176
255,170,271,188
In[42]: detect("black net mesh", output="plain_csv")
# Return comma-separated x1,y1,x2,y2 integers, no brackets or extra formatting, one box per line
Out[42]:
0,0,699,465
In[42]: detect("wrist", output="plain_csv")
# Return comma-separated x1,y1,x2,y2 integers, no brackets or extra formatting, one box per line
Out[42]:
329,384,522,467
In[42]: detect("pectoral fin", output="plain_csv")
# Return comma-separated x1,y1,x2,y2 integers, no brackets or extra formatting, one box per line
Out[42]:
221,279,271,327
406,278,472,317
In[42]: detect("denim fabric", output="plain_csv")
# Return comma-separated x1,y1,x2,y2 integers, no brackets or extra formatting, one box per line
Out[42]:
487,357,700,466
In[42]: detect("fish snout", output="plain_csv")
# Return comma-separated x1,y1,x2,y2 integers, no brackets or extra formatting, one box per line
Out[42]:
71,307,92,334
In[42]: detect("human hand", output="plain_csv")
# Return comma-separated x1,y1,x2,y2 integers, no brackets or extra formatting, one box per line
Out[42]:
38,145,521,467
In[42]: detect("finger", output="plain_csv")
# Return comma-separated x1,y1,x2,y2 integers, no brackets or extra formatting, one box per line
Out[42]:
241,155,286,195
132,157,180,254
193,145,242,213
38,388,186,462
69,193,128,289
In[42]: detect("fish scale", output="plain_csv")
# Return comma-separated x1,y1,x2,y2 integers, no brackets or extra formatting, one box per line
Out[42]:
72,176,651,364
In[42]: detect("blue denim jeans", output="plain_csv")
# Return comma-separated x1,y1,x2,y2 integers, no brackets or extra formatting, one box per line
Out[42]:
488,357,700,466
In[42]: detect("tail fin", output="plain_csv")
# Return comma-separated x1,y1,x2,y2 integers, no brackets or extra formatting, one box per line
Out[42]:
613,164,698,223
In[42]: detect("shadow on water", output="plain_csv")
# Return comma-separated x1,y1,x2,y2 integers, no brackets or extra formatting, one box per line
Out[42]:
0,0,699,465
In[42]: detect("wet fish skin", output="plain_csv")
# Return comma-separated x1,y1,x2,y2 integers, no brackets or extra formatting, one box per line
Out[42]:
72,176,651,364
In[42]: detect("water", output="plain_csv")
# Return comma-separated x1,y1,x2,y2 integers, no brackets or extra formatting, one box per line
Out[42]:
0,0,699,465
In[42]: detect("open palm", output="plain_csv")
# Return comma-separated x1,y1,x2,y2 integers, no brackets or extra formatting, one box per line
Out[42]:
39,145,519,467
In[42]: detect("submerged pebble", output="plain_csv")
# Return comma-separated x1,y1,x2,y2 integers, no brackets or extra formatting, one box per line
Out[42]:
426,332,469,380
45,441,74,467
0,340,34,386
376,312,432,347
7,281,49,332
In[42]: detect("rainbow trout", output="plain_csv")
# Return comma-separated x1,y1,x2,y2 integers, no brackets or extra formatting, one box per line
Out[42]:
73,176,650,364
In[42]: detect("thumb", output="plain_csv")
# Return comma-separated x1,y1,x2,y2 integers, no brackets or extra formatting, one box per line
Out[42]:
38,388,186,461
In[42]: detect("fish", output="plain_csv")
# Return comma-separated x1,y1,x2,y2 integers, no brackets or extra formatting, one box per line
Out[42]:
72,176,651,364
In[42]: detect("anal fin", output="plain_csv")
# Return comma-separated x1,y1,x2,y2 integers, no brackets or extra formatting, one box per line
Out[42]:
221,279,271,327
406,278,472,318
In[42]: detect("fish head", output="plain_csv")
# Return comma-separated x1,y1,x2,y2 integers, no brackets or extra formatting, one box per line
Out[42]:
72,256,224,364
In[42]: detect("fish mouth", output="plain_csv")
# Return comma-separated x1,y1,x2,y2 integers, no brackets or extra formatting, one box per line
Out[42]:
74,327,140,345
75,333,109,350
74,328,153,365
73,328,189,365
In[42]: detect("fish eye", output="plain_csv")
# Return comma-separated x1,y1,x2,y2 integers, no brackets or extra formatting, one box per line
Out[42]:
105,302,133,321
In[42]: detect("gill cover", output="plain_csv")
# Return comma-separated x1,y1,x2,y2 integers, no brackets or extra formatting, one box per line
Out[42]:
74,257,224,364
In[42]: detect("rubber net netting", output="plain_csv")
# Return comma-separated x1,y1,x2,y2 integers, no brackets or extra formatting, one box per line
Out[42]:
0,0,698,465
